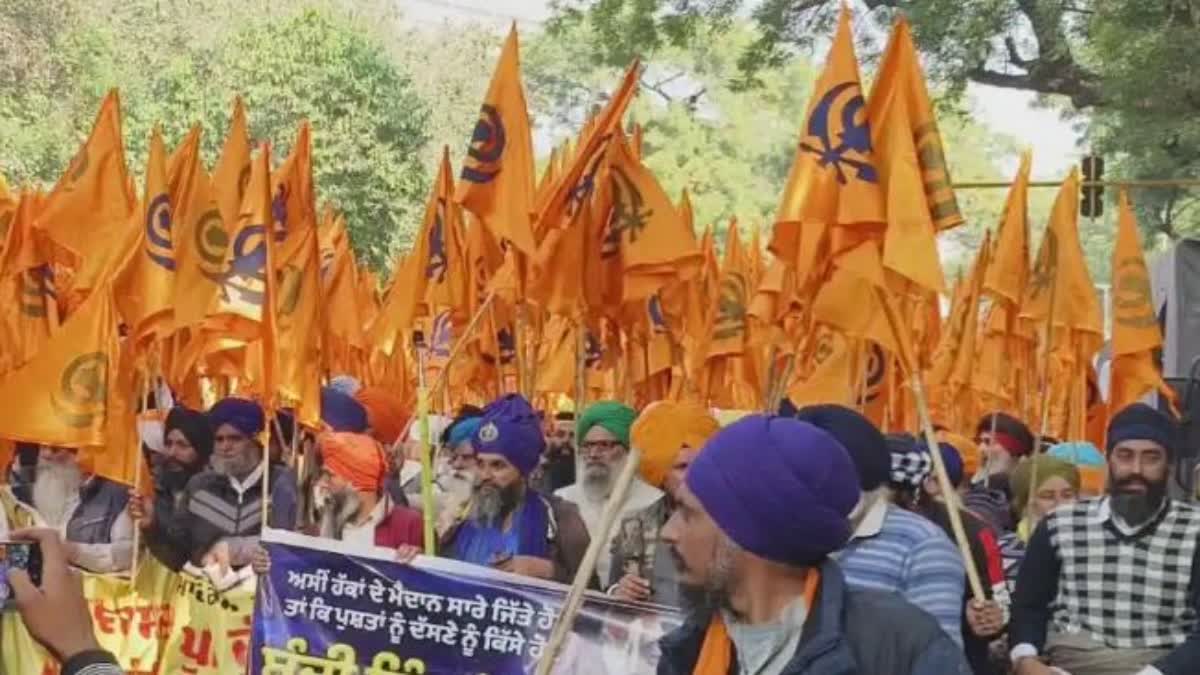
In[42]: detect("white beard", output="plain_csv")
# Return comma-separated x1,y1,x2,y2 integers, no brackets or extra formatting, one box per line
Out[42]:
33,460,83,527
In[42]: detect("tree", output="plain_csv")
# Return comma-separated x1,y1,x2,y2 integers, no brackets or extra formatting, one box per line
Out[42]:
548,0,1200,245
0,0,435,271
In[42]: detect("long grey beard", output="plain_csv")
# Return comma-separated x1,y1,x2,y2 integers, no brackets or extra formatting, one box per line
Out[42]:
582,453,626,503
33,460,83,527
318,489,362,540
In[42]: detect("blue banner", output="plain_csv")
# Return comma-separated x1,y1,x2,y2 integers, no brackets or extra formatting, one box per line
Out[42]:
250,530,681,674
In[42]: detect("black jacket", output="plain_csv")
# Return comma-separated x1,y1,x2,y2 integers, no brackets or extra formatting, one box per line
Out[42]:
658,560,970,675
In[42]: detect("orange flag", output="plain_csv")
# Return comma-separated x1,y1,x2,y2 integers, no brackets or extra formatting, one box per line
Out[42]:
321,211,365,355
535,61,640,241
0,192,59,367
38,91,137,301
771,5,884,289
209,145,279,405
212,97,251,233
115,126,176,344
600,133,702,302
869,21,946,293
170,135,229,341
457,25,537,255
984,151,1032,307
868,17,963,232
273,124,322,425
930,231,991,390
1020,169,1103,337
0,286,118,447
1109,190,1175,412
428,148,470,319
0,176,15,249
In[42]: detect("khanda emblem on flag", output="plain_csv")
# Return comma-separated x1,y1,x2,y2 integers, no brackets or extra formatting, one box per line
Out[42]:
194,207,230,274
1113,256,1157,329
856,343,886,406
567,151,605,218
51,352,107,428
602,166,650,258
461,104,506,185
19,265,55,319
1028,229,1059,302
914,122,961,225
427,199,448,282
713,273,749,340
145,193,175,271
800,82,878,185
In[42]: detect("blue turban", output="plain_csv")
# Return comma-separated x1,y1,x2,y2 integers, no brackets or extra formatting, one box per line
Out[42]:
321,386,369,433
208,398,265,436
794,404,890,491
937,442,965,487
472,394,544,475
1107,403,1176,458
328,374,362,396
686,415,861,567
447,416,484,450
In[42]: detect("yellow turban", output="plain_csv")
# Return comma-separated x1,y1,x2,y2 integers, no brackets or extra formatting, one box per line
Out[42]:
630,401,721,488
936,431,980,479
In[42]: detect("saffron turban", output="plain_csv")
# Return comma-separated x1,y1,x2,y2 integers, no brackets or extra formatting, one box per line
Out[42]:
630,401,720,488
319,432,388,493
321,386,369,434
577,401,636,447
472,394,544,475
208,398,265,436
354,386,410,445
686,415,860,567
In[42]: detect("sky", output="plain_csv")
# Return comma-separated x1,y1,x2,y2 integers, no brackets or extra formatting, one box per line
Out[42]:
401,0,1084,178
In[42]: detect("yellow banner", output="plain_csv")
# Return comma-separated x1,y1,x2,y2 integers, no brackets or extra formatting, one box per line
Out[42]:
1,557,255,675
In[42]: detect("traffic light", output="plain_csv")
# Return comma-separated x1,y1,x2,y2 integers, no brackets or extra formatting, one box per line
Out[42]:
1081,155,1104,217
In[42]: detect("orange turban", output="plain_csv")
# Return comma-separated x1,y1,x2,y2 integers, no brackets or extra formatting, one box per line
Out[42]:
936,431,980,479
631,401,721,488
318,432,388,493
354,387,410,446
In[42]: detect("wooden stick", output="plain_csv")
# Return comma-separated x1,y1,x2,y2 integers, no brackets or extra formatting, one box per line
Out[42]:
535,446,643,675
574,322,587,437
912,373,987,600
1031,268,1061,516
415,343,436,556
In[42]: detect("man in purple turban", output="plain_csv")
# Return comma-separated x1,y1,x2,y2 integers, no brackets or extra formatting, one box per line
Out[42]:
397,395,589,584
657,415,969,675
138,397,298,572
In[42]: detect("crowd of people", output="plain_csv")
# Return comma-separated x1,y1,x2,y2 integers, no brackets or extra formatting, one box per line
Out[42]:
4,378,1198,675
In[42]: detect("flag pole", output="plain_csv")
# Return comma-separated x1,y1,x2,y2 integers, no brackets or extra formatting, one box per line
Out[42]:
574,321,587,430
414,332,436,555
1030,270,1061,516
876,287,985,600
535,445,643,675
129,363,153,585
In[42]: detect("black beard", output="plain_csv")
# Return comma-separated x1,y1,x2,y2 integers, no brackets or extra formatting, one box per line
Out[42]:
473,481,523,527
1109,476,1168,526
157,459,199,494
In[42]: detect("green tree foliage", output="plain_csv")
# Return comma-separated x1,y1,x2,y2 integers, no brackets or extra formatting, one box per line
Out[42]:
548,0,1200,247
0,0,438,270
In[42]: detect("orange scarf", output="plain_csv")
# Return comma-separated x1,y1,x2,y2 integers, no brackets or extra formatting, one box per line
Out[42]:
691,569,821,675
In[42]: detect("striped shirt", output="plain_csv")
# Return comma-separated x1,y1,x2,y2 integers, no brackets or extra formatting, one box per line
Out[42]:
834,500,966,647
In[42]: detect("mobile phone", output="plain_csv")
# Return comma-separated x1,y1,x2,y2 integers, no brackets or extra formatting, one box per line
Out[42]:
0,542,42,609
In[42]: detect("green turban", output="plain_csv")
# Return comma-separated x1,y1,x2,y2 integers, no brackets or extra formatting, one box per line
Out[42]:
578,401,637,447
1011,455,1081,512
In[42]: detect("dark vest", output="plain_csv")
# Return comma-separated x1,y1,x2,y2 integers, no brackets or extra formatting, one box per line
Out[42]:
65,477,130,545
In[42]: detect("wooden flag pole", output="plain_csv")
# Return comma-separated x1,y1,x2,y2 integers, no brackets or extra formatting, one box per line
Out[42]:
911,374,986,601
535,446,643,675
415,337,436,555
875,287,985,601
1030,270,1061,517
574,322,587,430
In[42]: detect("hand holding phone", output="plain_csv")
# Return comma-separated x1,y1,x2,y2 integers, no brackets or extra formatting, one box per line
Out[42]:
0,541,42,608
7,528,102,662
